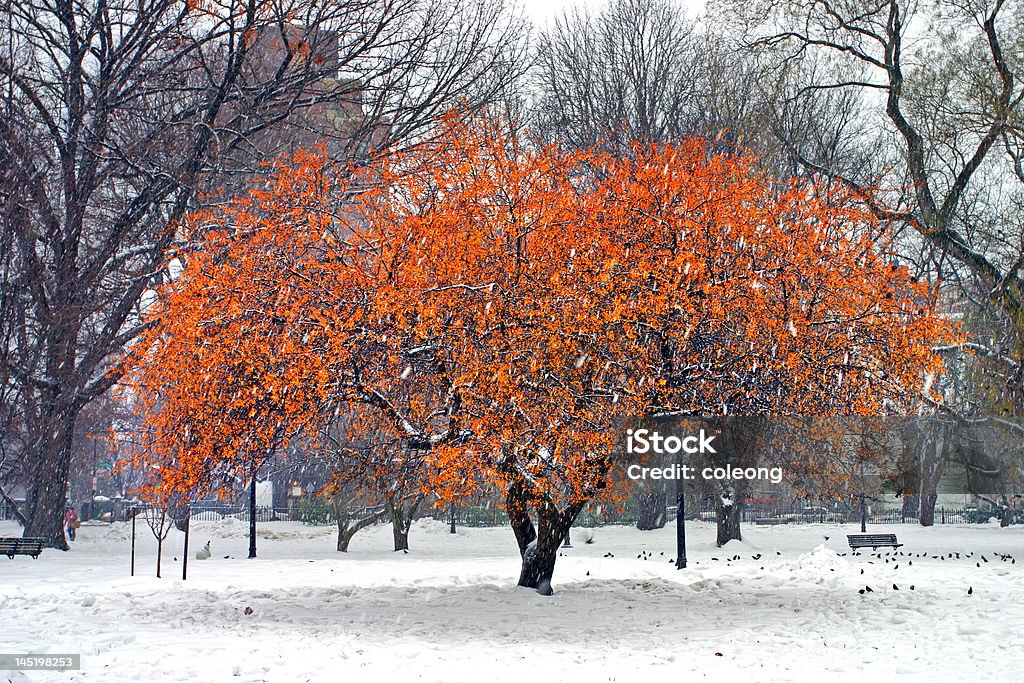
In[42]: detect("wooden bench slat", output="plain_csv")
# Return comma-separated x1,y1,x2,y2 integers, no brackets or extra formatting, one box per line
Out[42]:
0,536,46,559
847,533,902,549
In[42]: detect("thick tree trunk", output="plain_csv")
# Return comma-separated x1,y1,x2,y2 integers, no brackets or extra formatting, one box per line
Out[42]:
715,491,741,546
517,530,562,594
636,489,667,530
899,428,921,522
338,526,356,552
918,422,948,528
919,491,937,527
392,520,409,551
389,495,422,552
333,501,383,552
338,518,376,552
516,505,576,595
506,482,536,552
23,406,77,550
506,482,583,594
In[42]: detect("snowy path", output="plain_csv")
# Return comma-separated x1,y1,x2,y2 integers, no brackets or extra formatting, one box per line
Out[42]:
1,518,1021,681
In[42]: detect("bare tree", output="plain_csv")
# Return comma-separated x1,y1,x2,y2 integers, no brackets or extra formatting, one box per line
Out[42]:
0,0,528,549
725,0,1024,393
532,0,703,149
530,0,854,174
716,0,1024,505
142,505,174,578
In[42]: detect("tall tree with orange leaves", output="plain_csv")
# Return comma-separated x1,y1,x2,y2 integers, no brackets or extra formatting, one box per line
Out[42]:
125,114,956,592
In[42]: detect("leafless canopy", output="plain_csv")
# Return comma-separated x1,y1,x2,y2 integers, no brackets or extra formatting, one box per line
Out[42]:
723,0,1024,377
0,0,527,547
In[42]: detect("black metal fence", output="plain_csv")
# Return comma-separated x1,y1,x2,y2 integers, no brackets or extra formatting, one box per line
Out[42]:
434,505,1004,528
1,497,1009,528
426,504,640,528
698,506,1000,526
187,505,294,523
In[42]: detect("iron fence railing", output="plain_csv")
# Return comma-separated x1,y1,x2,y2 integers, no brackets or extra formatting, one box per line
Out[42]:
1,497,1009,528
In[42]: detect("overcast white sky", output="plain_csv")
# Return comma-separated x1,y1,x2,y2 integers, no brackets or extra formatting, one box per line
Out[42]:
517,0,707,28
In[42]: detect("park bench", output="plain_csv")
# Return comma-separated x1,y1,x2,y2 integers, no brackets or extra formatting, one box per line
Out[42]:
754,517,786,525
847,533,902,551
0,537,45,559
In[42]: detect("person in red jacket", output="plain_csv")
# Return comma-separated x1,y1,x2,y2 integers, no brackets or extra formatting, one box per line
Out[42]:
64,506,80,542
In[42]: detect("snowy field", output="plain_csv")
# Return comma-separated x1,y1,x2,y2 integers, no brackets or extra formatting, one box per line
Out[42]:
2,517,1023,682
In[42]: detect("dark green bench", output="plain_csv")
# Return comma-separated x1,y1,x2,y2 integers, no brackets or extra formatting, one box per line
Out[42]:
0,537,45,559
847,533,901,550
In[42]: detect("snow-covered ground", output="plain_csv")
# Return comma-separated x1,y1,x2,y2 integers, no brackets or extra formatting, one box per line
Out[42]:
2,517,1022,682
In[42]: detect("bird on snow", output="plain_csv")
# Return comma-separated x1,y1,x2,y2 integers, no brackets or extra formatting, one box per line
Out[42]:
968,586,974,595
195,541,211,560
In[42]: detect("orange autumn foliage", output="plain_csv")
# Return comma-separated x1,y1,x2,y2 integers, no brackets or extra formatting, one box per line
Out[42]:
123,115,957,525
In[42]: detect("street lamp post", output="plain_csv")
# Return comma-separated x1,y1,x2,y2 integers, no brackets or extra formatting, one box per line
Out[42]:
676,460,687,569
248,461,257,559
130,506,137,577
